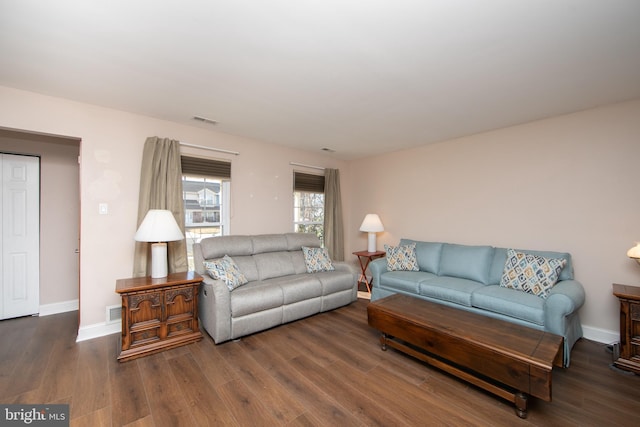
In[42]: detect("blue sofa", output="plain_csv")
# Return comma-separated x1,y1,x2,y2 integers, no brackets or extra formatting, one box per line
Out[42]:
369,239,585,366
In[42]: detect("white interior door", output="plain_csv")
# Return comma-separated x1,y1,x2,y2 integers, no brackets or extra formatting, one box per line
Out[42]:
1,154,40,319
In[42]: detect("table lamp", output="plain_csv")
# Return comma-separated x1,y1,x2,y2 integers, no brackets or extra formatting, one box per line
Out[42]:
628,243,640,265
360,214,384,253
135,209,184,278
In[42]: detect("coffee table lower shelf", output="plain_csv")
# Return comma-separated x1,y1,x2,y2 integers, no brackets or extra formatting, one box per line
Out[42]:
368,294,563,419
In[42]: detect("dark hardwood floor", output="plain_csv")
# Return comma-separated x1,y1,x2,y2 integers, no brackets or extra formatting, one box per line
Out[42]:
1,298,639,426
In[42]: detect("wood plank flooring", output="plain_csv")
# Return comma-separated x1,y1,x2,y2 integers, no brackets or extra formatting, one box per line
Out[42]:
1,299,639,426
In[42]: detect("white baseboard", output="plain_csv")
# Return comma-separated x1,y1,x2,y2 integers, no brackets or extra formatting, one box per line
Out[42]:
39,299,79,316
76,321,120,342
582,325,619,345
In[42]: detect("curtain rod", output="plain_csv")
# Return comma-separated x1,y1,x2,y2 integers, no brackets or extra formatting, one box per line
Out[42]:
289,161,325,171
180,142,239,156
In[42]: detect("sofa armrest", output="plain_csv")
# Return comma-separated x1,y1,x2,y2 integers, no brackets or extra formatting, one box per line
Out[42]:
544,279,586,335
198,276,232,343
333,261,358,284
369,257,388,287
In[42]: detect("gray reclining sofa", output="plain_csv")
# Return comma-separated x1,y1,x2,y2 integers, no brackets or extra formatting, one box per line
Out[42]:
194,233,357,343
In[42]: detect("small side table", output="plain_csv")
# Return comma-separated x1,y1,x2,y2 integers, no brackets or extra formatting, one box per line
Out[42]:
116,271,203,362
612,283,640,374
353,250,386,293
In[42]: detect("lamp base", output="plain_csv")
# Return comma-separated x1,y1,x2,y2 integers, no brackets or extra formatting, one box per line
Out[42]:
367,233,377,253
151,242,168,278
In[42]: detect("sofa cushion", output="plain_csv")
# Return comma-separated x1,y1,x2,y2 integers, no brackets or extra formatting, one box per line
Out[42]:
439,243,494,284
272,275,322,304
203,255,248,291
199,235,253,259
302,246,335,273
285,232,321,250
230,281,284,317
254,252,295,280
380,270,435,294
290,251,309,275
315,269,356,295
471,285,545,326
385,243,419,271
419,276,485,307
500,249,567,299
400,239,442,274
252,234,289,254
229,255,259,282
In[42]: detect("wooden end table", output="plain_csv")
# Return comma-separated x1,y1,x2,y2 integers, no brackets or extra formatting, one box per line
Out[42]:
115,271,203,362
353,250,385,292
612,283,640,374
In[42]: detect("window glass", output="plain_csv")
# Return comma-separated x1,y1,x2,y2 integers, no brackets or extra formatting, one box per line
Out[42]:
293,190,324,244
182,175,230,270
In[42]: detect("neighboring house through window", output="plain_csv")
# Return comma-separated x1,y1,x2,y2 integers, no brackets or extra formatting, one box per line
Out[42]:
181,156,231,270
293,171,325,245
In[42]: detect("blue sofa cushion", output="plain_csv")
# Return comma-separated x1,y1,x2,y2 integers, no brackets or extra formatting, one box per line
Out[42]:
380,270,436,294
471,285,545,326
400,239,442,274
419,276,485,307
439,243,494,284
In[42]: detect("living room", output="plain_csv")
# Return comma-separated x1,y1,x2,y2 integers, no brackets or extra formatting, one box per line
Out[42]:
1,1,640,424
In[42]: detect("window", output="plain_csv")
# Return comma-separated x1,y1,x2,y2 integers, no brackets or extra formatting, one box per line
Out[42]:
293,171,325,244
181,156,231,270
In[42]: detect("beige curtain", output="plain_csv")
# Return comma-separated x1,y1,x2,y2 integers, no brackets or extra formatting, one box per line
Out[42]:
132,137,188,277
323,168,344,261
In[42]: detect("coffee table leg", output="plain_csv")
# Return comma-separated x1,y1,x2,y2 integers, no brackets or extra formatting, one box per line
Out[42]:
515,392,528,418
380,333,388,351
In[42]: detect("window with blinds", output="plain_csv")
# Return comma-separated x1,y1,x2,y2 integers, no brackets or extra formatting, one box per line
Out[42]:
181,156,232,269
293,171,325,243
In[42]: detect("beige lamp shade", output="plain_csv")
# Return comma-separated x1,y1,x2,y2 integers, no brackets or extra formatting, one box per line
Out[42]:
135,210,184,278
627,243,640,260
359,214,384,253
359,214,384,232
135,209,184,242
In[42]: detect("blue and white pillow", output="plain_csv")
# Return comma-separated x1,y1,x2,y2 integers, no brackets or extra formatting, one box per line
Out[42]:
302,246,335,273
385,243,419,271
204,255,248,291
500,249,566,299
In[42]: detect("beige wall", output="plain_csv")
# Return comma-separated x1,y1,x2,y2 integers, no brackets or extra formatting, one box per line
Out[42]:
0,85,348,330
0,134,80,307
2,82,638,340
346,98,640,338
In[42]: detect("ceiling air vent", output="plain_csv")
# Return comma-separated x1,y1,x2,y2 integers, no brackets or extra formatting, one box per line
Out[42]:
193,116,218,125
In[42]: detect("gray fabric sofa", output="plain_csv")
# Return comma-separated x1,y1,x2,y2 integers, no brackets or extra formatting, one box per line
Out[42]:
194,233,357,343
369,239,586,366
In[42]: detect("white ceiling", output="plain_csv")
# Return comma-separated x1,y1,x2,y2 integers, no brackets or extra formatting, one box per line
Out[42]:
1,1,639,160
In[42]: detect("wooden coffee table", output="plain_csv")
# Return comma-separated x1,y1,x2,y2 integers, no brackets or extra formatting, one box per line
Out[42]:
367,294,563,418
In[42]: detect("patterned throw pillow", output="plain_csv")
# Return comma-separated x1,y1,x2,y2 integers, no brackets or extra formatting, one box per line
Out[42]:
385,243,419,271
500,249,567,299
301,246,335,273
204,255,248,291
